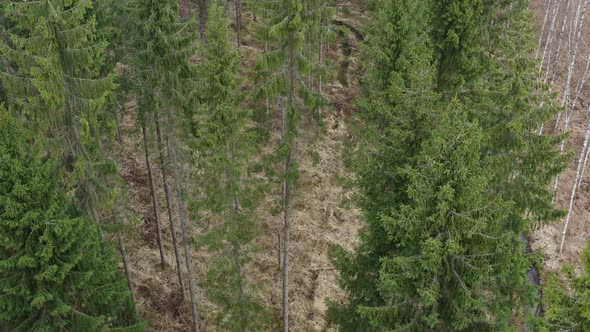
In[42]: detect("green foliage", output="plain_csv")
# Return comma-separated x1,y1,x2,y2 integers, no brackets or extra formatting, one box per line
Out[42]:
432,0,484,91
0,111,142,332
465,0,568,226
540,242,590,331
0,0,118,218
330,1,564,330
194,4,269,330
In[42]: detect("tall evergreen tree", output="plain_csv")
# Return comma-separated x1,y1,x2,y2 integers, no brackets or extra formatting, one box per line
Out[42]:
431,0,485,92
131,0,201,330
0,111,143,332
540,241,590,331
0,0,116,208
195,5,268,331
251,0,324,329
330,0,565,330
465,0,567,224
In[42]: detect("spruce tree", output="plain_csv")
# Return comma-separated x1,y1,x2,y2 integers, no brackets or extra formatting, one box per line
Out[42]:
131,0,201,329
431,0,485,92
251,0,324,329
195,4,268,331
465,0,567,224
0,0,125,233
0,111,142,332
329,0,437,329
330,0,564,330
540,241,590,331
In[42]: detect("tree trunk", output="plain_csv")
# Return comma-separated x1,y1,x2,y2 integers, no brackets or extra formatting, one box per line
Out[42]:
282,30,297,332
226,143,246,332
235,0,242,48
560,111,590,253
167,130,200,332
537,0,557,58
318,29,324,131
197,0,207,41
118,229,137,306
540,0,564,70
111,205,138,314
154,111,186,301
552,0,588,194
141,112,166,269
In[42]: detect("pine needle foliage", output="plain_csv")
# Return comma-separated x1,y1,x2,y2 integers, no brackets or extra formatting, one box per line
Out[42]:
0,111,142,332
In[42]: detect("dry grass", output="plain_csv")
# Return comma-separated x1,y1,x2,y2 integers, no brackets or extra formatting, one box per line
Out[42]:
112,1,368,331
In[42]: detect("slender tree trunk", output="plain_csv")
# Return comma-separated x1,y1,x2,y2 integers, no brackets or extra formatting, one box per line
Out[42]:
226,144,246,332
318,29,324,132
155,111,186,301
537,0,554,58
555,0,588,132
282,152,292,332
118,227,137,306
111,204,138,314
552,0,589,194
264,9,270,119
141,112,166,268
560,113,590,253
197,0,207,41
235,0,242,48
167,129,200,332
282,31,297,332
540,0,564,70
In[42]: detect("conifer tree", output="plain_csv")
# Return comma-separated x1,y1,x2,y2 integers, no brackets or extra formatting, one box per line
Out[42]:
0,0,140,310
466,0,567,224
194,4,269,331
432,0,485,91
251,0,324,329
0,0,116,217
0,111,143,332
540,241,590,331
330,0,564,330
131,0,201,330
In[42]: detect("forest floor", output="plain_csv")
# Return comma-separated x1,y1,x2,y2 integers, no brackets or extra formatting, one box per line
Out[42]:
112,1,590,331
115,1,368,331
530,0,590,277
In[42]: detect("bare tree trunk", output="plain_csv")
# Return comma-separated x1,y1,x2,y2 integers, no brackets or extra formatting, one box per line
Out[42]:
540,0,565,70
167,129,200,332
141,112,166,268
117,226,137,306
318,35,323,123
111,204,138,314
555,0,588,132
225,143,246,332
282,152,292,332
235,0,242,48
552,0,589,194
282,31,297,332
277,231,281,269
155,111,186,302
197,0,208,41
560,111,590,253
537,0,555,58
